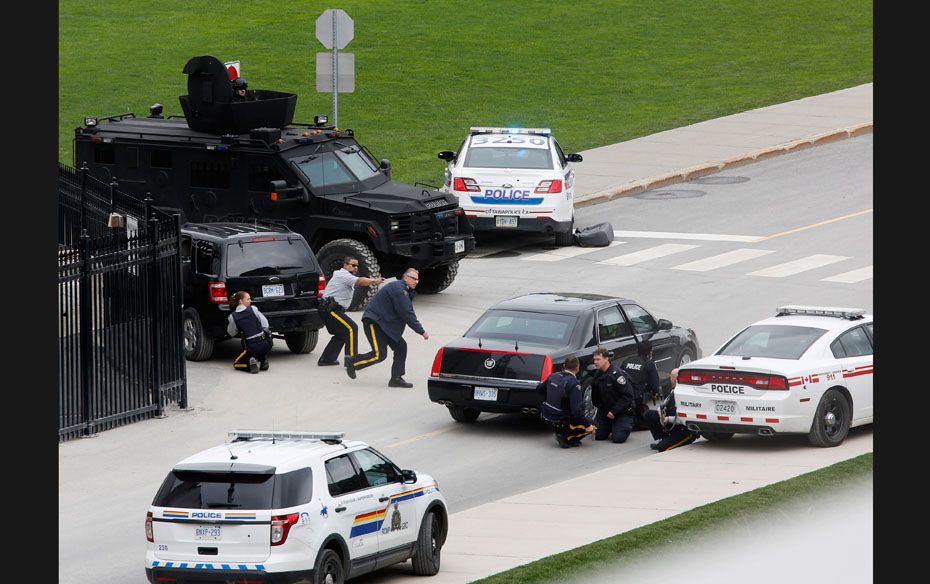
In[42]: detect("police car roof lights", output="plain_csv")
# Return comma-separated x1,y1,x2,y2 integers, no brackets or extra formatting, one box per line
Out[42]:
469,126,551,136
228,430,345,442
775,305,866,320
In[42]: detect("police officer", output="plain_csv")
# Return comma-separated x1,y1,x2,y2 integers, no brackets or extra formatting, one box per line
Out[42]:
317,256,384,367
644,368,700,452
346,268,429,387
231,77,252,102
227,290,272,374
621,339,661,430
538,356,595,448
591,347,635,443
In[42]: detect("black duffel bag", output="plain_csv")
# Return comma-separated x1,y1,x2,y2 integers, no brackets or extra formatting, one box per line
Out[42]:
574,222,615,247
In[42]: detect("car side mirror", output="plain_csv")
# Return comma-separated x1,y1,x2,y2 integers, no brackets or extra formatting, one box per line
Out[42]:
566,153,583,163
269,180,307,203
657,318,673,331
380,159,392,178
401,469,417,484
438,150,456,162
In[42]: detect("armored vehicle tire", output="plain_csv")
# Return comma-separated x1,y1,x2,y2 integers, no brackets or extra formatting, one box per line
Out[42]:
284,329,319,354
317,239,380,311
448,405,480,423
702,432,734,441
412,511,443,576
808,389,851,447
312,548,344,584
554,220,575,247
183,308,214,361
416,260,459,294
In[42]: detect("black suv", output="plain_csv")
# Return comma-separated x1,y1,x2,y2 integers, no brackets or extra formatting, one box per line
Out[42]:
180,222,324,361
74,55,475,311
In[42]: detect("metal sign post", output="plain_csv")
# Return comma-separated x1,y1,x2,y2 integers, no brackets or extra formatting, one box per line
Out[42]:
315,9,355,127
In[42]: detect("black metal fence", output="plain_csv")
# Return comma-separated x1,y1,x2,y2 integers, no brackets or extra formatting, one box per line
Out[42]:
59,163,187,441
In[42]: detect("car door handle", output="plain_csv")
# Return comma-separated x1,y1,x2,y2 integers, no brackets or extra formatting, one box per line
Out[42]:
379,496,390,502
334,506,347,513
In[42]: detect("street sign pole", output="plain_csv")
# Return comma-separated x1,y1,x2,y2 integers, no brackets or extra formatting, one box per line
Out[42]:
316,9,354,127
331,10,338,127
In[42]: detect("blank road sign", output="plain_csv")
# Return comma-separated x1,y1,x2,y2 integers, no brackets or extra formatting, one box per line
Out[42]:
316,9,354,49
316,52,355,93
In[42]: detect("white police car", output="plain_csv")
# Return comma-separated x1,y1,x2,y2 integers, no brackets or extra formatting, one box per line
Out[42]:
674,306,873,447
438,127,583,246
145,431,448,584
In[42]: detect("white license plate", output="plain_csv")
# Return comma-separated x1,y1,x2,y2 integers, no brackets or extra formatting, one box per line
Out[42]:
474,387,498,401
262,284,285,297
454,239,465,253
194,525,222,541
714,400,737,415
495,216,518,228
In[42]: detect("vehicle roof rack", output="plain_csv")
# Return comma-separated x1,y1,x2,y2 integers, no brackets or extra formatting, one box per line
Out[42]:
775,305,865,320
229,430,345,443
469,126,551,136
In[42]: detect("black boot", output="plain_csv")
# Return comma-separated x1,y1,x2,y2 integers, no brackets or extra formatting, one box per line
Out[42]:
388,377,413,388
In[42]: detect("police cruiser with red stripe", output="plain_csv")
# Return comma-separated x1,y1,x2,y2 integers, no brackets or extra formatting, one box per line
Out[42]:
437,127,583,246
145,431,447,584
674,306,873,447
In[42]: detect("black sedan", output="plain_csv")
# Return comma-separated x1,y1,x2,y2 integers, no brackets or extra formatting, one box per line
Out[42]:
427,292,701,423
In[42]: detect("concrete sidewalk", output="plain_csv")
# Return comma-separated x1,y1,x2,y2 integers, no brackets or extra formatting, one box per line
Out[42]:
364,83,874,583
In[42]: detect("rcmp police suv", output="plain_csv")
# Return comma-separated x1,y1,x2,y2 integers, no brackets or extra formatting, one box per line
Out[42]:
675,306,873,447
438,127,583,246
74,55,474,310
145,430,448,584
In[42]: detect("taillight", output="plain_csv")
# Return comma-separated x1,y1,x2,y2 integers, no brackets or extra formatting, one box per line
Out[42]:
677,369,789,391
252,236,276,242
431,347,445,377
208,281,227,304
453,177,481,192
145,511,154,542
271,513,300,546
540,355,553,381
535,179,562,194
317,274,326,298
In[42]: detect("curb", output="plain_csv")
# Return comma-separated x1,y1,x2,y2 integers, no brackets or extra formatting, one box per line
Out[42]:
574,121,873,209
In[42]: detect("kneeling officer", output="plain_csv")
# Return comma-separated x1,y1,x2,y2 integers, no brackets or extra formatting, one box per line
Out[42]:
227,291,272,373
538,356,595,448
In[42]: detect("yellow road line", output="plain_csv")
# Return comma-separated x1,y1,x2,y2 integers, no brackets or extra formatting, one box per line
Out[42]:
385,427,453,448
757,209,873,241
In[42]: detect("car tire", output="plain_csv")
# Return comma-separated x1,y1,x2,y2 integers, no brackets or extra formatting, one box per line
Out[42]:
677,347,695,369
554,228,574,247
411,511,443,576
416,260,459,294
581,377,598,421
312,548,344,584
284,329,319,354
182,308,214,361
317,238,381,311
448,405,480,423
808,388,851,447
702,432,734,441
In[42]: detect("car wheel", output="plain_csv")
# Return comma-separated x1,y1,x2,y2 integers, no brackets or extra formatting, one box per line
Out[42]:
312,548,344,584
411,511,443,576
284,329,319,354
581,378,598,421
182,308,214,361
702,432,734,441
316,238,381,311
416,260,459,294
448,405,480,423
808,388,851,447
554,221,574,247
677,347,694,369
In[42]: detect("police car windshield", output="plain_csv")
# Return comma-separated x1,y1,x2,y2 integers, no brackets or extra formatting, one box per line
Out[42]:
716,325,828,360
335,145,379,181
463,147,553,170
465,310,576,347
152,468,313,510
294,153,355,190
226,240,316,277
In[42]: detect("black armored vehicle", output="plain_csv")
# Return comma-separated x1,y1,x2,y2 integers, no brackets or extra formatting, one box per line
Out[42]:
74,55,474,310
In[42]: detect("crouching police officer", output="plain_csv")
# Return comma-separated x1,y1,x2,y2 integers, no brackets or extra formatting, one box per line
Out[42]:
644,368,700,452
591,347,636,443
227,291,272,374
621,339,661,430
538,356,595,448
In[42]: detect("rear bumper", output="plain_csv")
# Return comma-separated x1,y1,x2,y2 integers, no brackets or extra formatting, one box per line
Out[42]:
468,216,572,234
147,566,312,584
681,420,782,436
428,378,543,413
263,308,323,332
390,235,475,266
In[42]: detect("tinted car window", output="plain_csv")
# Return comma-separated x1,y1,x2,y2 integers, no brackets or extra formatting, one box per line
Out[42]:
717,325,828,360
294,153,355,188
597,305,631,341
838,326,873,357
325,454,367,496
623,304,658,335
463,147,553,170
152,469,313,510
466,310,576,347
830,338,847,359
273,467,313,508
226,240,317,277
353,449,401,488
194,240,219,276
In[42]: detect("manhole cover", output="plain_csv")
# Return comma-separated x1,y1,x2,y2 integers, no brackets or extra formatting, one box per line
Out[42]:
688,175,750,185
636,189,706,200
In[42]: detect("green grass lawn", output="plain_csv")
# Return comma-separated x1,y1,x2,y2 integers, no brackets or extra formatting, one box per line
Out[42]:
474,452,873,584
59,0,871,185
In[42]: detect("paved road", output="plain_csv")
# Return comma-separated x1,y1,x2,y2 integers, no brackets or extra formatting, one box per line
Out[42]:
58,136,872,583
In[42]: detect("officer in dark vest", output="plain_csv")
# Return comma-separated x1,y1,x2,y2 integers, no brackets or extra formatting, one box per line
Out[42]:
538,356,595,448
591,347,636,443
227,290,272,373
644,368,700,452
621,339,661,430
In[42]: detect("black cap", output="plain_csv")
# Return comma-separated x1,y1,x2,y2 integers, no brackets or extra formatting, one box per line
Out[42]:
637,339,653,357
232,77,248,90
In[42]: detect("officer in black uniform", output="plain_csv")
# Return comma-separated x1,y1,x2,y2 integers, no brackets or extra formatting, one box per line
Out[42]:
644,368,700,451
621,339,661,430
591,347,636,443
538,356,595,448
227,290,272,373
231,77,253,102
